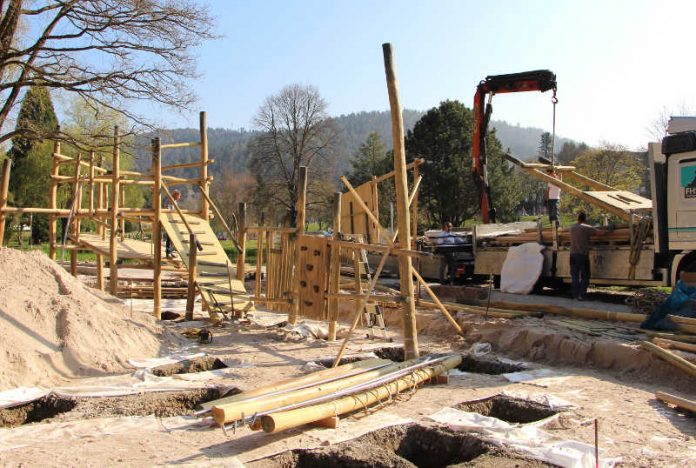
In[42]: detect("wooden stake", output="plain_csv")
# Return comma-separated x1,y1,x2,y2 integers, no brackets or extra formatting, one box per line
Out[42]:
0,159,11,245
109,127,120,294
237,202,247,280
152,137,162,319
328,192,342,341
383,43,418,360
411,268,463,334
186,233,198,320
199,111,210,221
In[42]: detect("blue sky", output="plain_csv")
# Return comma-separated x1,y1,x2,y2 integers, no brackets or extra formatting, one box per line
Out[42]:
152,0,696,150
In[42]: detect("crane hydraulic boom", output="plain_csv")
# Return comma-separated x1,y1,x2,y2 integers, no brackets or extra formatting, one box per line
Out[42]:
472,69,557,223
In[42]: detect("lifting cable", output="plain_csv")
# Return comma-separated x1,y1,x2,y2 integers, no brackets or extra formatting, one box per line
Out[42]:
550,88,559,166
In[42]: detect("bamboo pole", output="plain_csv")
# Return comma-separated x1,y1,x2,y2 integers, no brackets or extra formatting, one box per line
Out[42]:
109,127,121,295
236,202,247,281
199,111,210,221
328,192,342,341
152,137,162,319
653,337,696,354
260,354,462,433
201,358,391,411
332,251,390,367
383,43,418,360
49,138,60,258
212,359,414,426
161,159,214,171
186,233,198,320
373,158,425,183
0,159,11,245
642,341,696,377
411,268,462,334
655,391,696,414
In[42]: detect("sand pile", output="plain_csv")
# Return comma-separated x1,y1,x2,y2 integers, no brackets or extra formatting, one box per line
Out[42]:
0,248,169,390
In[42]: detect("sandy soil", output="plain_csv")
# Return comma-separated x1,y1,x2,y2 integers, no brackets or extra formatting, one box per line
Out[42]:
0,298,694,466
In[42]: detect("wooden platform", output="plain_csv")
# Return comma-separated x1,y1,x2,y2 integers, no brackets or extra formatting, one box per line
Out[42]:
160,212,255,317
76,234,160,260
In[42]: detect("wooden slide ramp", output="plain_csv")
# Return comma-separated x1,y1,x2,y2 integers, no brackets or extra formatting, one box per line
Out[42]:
160,212,255,318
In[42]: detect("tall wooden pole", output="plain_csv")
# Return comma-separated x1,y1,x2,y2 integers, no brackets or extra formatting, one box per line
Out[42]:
109,127,120,294
236,202,247,281
295,166,307,234
152,137,162,319
199,111,210,221
0,159,11,246
382,43,419,360
119,186,126,241
289,166,308,324
328,192,342,341
48,136,60,259
70,154,82,276
185,233,198,320
96,152,104,290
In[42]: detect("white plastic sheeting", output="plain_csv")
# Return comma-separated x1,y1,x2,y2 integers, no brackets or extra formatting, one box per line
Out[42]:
500,242,545,294
428,406,618,468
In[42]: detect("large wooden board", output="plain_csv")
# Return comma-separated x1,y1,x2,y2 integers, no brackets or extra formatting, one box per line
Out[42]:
341,181,379,243
296,234,329,320
160,212,254,318
77,233,159,260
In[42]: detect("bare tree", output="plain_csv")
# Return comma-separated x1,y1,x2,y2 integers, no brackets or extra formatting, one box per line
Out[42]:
0,0,215,145
249,84,339,226
647,104,695,142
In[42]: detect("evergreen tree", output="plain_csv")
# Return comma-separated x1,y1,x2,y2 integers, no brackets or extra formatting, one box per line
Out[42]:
347,132,391,185
8,87,59,244
405,100,523,226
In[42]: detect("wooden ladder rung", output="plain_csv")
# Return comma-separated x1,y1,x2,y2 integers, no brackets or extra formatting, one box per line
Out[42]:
171,219,202,225
182,239,215,245
180,230,207,235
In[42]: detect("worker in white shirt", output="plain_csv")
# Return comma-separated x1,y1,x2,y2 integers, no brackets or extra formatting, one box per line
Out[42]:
546,169,561,227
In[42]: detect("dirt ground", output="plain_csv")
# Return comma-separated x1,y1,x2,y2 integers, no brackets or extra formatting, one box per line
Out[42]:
1,296,695,466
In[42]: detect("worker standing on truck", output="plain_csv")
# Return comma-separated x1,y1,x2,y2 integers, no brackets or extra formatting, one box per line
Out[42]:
569,211,610,300
439,221,456,285
546,169,561,227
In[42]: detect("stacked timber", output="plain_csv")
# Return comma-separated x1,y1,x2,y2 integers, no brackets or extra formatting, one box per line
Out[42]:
487,226,635,246
200,354,461,433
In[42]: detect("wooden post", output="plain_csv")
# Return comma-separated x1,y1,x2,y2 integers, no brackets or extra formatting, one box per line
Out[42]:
328,192,342,341
199,111,210,221
70,154,82,277
296,166,307,234
186,233,198,320
0,159,11,245
152,137,162,319
109,127,120,294
383,43,419,360
288,166,307,324
48,137,60,259
236,202,247,280
89,151,95,215
255,229,264,300
96,154,104,290
119,186,126,241
412,163,419,247
371,176,379,242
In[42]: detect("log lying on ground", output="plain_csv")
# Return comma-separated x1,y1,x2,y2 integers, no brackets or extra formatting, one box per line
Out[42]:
211,359,413,426
655,391,696,414
200,358,390,411
259,354,462,433
641,341,696,378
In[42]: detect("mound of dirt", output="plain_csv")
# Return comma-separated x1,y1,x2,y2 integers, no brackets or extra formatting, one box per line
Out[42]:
0,248,170,390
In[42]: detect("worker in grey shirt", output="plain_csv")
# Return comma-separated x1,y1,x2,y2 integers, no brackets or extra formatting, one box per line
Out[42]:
569,212,610,300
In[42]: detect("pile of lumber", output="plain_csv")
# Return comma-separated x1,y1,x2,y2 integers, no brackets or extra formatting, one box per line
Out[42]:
198,354,460,433
488,226,633,246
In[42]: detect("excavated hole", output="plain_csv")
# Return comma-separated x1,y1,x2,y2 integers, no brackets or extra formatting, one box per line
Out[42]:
151,356,228,376
455,394,558,424
0,394,77,427
248,423,551,468
311,347,418,368
457,353,526,375
0,387,239,427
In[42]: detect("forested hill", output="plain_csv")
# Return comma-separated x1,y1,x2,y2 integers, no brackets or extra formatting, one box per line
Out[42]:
134,110,576,173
